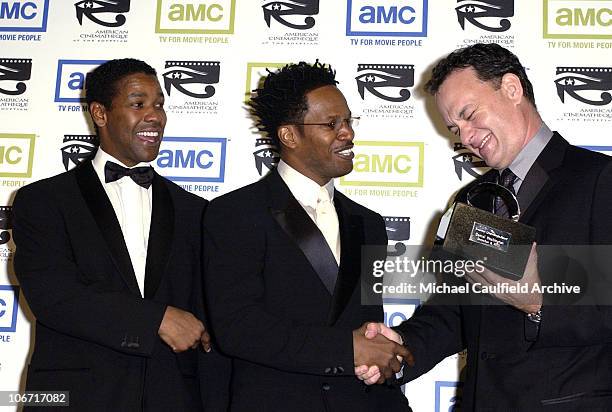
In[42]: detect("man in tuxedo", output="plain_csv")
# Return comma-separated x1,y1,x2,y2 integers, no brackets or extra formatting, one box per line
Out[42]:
357,43,612,410
203,61,411,411
13,58,229,411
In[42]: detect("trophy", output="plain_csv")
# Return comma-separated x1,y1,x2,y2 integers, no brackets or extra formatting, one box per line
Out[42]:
439,182,536,280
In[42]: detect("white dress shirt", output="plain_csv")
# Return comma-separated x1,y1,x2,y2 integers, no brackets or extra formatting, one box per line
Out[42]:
92,148,152,297
277,160,341,264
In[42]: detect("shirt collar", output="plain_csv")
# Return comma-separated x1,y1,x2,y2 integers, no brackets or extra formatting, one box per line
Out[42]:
506,122,553,182
277,160,335,210
92,147,151,185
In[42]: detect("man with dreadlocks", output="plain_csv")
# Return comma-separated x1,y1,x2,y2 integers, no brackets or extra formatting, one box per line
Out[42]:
202,61,412,411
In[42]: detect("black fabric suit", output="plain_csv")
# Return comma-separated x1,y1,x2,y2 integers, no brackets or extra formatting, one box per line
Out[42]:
396,133,612,410
203,170,409,412
13,161,230,411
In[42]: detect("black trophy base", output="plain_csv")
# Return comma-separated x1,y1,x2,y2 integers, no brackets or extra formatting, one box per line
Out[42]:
442,202,536,280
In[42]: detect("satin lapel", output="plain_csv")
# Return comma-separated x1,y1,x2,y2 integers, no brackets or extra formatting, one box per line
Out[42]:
518,134,567,225
75,162,141,296
328,194,363,325
266,171,339,295
144,174,174,299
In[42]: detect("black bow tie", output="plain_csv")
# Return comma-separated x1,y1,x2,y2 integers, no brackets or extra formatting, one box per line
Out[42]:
104,161,154,189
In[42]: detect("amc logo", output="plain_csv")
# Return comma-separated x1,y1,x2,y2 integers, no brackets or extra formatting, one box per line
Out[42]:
154,137,226,182
155,0,236,34
383,298,419,327
0,285,19,333
340,141,424,187
0,0,49,32
54,59,106,103
0,133,35,178
435,381,463,412
346,0,428,37
580,145,612,156
544,0,612,39
244,62,286,102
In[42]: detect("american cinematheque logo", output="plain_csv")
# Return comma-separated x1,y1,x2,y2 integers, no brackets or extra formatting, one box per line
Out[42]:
452,142,488,181
356,64,415,119
0,58,31,111
163,61,220,115
0,206,13,263
262,0,318,29
554,67,612,123
75,0,130,27
384,216,410,242
453,0,514,49
61,134,98,171
455,0,513,32
261,0,319,45
253,138,280,176
246,62,285,176
72,0,130,43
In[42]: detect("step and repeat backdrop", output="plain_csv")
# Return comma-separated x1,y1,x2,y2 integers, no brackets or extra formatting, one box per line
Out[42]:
1,0,611,410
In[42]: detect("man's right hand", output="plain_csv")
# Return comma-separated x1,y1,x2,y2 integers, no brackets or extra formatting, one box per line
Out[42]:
352,322,413,384
158,306,206,352
355,322,411,385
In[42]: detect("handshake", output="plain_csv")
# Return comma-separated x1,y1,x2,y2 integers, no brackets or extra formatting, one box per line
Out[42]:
352,322,414,385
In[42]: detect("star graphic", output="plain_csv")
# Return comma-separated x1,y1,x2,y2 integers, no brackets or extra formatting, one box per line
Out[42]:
85,1,94,8
272,3,281,11
466,5,475,13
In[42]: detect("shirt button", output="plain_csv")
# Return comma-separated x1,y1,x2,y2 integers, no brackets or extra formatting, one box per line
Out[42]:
322,383,331,391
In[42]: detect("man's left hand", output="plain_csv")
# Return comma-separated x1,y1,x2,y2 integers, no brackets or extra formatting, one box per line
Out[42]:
464,242,542,314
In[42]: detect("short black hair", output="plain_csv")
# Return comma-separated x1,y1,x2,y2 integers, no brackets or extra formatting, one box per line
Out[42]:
248,60,337,146
425,43,536,106
86,58,157,109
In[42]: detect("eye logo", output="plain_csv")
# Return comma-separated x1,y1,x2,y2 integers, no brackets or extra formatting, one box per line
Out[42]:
455,0,513,32
356,64,414,103
61,134,98,171
163,61,220,99
384,216,411,241
74,0,130,27
253,137,280,176
555,67,612,106
0,58,31,96
262,0,319,30
452,142,488,180
0,206,12,246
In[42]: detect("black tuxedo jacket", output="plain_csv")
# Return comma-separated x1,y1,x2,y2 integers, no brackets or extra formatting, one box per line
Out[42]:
396,133,612,410
13,161,230,411
203,170,409,411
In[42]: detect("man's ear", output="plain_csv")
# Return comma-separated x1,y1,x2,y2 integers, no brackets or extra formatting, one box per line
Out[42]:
278,125,298,150
500,73,523,104
89,102,108,128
